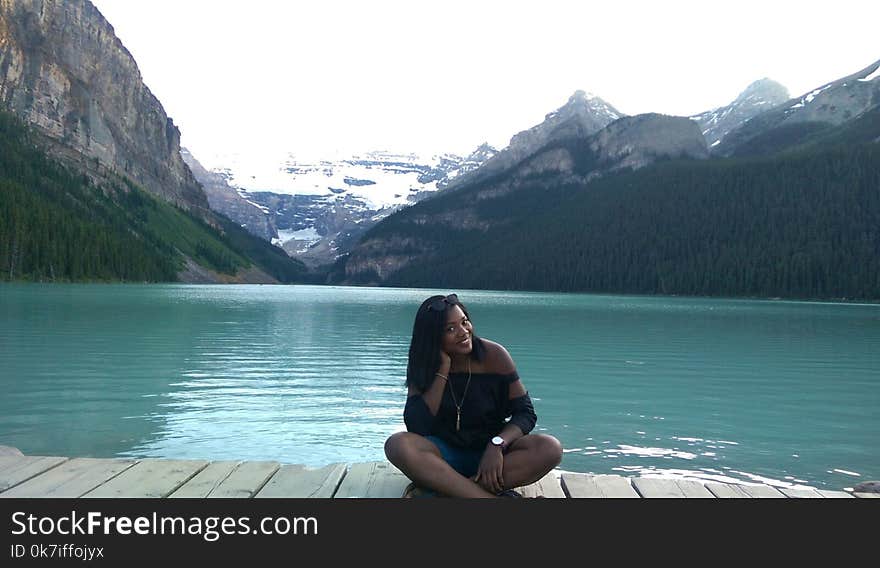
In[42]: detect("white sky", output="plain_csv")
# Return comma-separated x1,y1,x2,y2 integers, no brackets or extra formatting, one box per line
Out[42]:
90,0,879,165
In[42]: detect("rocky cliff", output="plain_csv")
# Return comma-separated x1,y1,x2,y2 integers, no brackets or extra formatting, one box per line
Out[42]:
590,113,708,171
0,0,207,210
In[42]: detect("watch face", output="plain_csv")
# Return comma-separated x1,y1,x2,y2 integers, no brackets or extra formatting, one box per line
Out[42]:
492,436,504,446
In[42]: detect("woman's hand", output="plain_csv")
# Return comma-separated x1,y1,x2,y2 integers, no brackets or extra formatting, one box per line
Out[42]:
473,446,505,494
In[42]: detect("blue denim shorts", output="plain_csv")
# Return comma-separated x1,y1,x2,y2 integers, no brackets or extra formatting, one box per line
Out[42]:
426,435,484,478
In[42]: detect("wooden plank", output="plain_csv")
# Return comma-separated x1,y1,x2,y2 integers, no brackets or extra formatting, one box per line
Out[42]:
0,456,30,473
561,473,639,498
633,478,686,498
334,461,410,498
675,479,716,498
705,482,752,498
560,473,603,497
0,455,63,475
168,461,240,498
779,487,823,498
816,490,854,498
0,456,69,492
516,471,566,498
209,461,280,498
254,463,346,498
592,475,640,498
83,459,208,498
1,458,136,498
739,484,787,498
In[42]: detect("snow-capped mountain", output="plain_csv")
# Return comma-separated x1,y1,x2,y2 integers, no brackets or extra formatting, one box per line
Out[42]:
187,146,496,267
690,79,790,149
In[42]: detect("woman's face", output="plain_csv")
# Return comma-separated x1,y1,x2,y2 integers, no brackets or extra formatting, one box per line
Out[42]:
440,304,473,357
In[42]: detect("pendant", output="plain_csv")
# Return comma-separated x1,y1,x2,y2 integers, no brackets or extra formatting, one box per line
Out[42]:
456,410,461,432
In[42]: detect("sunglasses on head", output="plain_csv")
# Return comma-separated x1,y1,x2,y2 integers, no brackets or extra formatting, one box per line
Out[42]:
426,294,459,312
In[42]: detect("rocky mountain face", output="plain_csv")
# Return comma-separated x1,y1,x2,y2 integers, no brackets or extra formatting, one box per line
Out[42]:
418,143,499,191
181,148,278,241
197,146,496,268
245,191,385,266
0,0,207,211
691,78,790,148
0,0,307,284
339,97,708,284
590,113,709,171
448,90,622,189
715,59,880,156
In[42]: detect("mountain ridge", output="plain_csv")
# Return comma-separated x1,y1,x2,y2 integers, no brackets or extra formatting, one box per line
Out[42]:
338,109,708,284
445,90,623,190
330,61,879,300
716,58,880,156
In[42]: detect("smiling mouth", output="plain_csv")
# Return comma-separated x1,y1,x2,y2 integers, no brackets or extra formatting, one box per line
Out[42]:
458,336,471,345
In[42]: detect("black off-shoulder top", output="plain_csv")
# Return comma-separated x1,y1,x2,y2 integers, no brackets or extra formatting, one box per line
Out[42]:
404,370,537,450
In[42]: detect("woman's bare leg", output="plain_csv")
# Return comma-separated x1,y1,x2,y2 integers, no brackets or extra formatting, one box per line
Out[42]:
498,434,563,490
384,432,496,498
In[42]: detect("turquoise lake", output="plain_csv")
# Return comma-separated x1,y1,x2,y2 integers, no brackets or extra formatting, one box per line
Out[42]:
1,284,877,491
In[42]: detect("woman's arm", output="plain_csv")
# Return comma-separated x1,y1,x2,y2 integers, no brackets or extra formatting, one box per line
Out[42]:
417,351,450,416
504,379,537,439
402,352,450,434
474,343,535,492
476,379,536,493
486,341,537,445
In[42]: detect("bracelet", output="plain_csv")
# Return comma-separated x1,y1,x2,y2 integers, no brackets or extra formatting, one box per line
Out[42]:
435,373,448,381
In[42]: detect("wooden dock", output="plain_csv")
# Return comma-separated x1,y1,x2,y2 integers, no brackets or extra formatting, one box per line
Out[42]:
0,454,875,498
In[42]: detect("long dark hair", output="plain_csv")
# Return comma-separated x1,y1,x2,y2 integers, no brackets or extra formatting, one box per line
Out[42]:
406,294,485,392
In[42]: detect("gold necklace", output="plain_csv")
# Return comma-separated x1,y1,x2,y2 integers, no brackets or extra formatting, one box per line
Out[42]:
448,358,472,432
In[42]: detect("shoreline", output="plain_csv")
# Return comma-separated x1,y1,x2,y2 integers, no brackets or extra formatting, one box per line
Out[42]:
2,281,879,305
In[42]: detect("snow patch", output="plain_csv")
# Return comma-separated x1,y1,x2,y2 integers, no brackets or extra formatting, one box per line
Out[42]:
792,83,833,109
858,65,880,82
201,150,451,210
244,199,269,214
276,227,322,246
804,84,832,103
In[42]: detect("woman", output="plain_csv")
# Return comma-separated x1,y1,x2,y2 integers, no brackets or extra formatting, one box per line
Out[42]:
384,294,562,497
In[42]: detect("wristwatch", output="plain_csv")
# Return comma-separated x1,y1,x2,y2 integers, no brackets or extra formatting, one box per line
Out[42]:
491,436,507,451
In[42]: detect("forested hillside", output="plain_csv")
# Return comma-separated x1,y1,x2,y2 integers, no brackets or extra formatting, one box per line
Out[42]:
0,111,306,283
359,141,879,300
